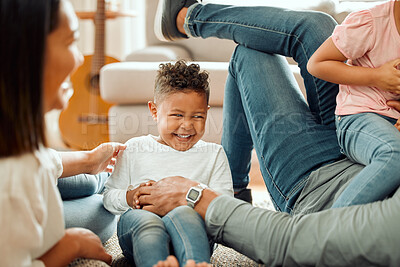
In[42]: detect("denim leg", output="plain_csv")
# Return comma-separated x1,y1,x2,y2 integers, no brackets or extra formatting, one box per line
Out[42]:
222,74,253,192
162,206,211,265
63,194,117,243
117,209,170,267
58,172,110,200
333,113,400,208
226,46,342,212
185,3,339,126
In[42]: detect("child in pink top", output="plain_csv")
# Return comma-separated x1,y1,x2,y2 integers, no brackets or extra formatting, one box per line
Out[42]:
308,0,400,207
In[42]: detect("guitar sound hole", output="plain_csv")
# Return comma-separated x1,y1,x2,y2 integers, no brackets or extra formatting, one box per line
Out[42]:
90,74,100,93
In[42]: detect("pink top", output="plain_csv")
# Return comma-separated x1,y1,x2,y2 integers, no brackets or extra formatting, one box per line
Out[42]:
332,0,400,119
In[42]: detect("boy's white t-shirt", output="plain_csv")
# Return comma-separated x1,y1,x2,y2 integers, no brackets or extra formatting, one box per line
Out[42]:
332,0,400,119
103,135,233,215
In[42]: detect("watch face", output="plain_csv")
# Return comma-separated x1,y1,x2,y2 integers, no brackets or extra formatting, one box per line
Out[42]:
188,189,200,201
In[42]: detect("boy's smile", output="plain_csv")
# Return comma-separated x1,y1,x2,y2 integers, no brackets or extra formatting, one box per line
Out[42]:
149,91,209,151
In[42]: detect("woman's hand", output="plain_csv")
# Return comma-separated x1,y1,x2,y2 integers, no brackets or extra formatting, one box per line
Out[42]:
387,100,400,132
153,256,211,267
66,228,112,264
87,142,126,174
373,59,400,94
39,228,112,266
126,181,155,209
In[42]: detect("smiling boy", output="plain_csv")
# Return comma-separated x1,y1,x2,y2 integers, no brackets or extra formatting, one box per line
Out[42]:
103,60,233,267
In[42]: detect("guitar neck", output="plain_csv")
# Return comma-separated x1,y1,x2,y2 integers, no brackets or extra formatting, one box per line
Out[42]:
92,0,105,75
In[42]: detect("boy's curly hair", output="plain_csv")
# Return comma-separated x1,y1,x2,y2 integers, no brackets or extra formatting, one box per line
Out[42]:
154,60,210,103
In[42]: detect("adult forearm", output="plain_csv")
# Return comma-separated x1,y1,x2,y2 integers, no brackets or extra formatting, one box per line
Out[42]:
206,194,400,266
39,231,80,267
194,189,220,219
39,228,112,266
58,151,92,178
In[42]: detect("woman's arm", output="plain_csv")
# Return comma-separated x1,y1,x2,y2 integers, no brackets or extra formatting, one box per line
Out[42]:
58,142,126,178
39,228,112,267
307,37,400,94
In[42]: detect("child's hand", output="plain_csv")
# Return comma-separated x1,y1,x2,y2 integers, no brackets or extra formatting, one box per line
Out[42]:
126,181,155,209
395,120,400,132
373,59,400,94
87,142,126,174
387,100,400,132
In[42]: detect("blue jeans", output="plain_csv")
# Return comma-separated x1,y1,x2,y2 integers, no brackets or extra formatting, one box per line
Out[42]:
58,173,117,243
185,4,343,212
118,206,211,267
332,113,400,207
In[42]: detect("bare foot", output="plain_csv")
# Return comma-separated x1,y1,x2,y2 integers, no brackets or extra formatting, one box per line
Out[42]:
153,256,211,267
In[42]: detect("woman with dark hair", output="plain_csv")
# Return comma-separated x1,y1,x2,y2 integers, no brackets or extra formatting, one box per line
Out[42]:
0,0,124,265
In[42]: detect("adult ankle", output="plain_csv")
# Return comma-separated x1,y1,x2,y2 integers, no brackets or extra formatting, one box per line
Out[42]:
176,7,188,35
234,188,253,204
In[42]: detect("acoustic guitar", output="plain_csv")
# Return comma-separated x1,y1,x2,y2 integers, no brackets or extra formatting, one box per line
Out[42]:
59,0,119,150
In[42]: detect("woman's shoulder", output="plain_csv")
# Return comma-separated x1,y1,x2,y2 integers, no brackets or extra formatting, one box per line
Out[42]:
0,151,40,176
0,149,54,196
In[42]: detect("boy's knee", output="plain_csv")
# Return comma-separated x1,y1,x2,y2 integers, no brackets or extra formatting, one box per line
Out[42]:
120,209,165,230
168,205,195,216
166,206,204,226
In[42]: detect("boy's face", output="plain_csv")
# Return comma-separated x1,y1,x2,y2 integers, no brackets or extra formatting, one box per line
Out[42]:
148,91,209,151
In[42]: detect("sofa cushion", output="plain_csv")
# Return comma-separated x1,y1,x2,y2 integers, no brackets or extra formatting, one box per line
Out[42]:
100,61,305,107
108,105,223,143
100,61,229,106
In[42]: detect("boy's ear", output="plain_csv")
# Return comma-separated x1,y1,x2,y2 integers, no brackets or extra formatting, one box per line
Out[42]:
148,101,157,121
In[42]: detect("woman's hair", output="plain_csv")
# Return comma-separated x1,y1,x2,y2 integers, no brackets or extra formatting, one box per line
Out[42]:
154,60,210,104
0,0,60,157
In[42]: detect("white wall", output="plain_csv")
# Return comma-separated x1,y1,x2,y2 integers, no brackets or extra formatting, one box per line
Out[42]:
69,0,146,60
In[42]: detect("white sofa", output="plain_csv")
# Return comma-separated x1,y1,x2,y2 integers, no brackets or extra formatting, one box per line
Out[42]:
100,0,382,145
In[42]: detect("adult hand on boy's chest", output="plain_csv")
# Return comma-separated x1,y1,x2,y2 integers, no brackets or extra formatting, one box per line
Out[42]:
138,176,198,216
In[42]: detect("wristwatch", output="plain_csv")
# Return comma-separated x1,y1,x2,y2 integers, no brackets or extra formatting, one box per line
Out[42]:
186,183,208,208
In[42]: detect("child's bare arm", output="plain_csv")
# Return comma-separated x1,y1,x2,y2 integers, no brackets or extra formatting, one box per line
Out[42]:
307,37,400,94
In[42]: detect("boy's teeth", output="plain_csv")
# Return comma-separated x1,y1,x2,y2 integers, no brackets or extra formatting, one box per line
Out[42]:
177,134,190,138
